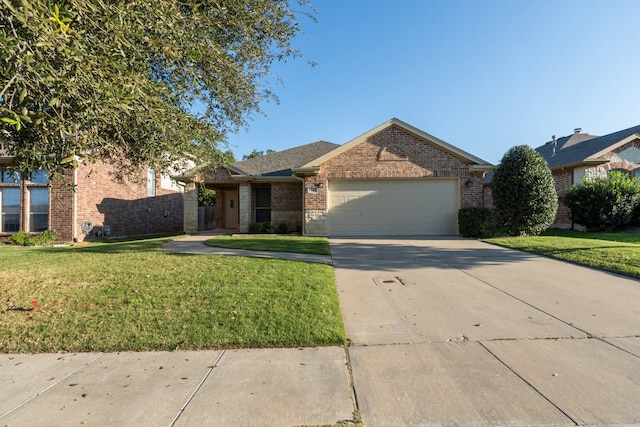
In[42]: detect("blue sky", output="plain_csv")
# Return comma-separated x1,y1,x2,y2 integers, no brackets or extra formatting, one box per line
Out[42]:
225,0,640,164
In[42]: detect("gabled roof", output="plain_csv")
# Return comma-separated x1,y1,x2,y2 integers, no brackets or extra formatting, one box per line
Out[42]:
231,141,340,177
301,118,493,170
536,124,640,170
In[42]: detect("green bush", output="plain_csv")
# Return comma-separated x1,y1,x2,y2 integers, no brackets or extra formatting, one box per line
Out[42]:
260,221,275,233
491,145,558,236
561,171,640,230
8,230,57,246
8,231,32,246
458,208,500,238
31,229,57,245
197,186,216,206
276,223,289,234
248,222,275,233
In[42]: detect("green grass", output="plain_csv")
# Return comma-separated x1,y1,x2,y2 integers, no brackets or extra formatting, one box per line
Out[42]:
484,230,640,280
0,236,345,353
205,235,331,255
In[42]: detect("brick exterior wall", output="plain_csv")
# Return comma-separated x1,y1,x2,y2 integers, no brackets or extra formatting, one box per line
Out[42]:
49,170,76,241
303,125,485,234
0,160,184,242
272,182,302,212
73,160,184,241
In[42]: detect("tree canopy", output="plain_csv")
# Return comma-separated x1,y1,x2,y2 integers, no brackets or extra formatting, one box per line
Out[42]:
242,148,275,159
0,0,314,179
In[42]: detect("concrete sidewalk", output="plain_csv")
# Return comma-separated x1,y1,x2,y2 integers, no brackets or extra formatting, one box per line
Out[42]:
162,232,333,264
0,348,355,427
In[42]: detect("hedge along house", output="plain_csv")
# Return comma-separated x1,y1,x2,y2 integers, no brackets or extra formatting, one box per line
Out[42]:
0,154,186,242
178,118,493,236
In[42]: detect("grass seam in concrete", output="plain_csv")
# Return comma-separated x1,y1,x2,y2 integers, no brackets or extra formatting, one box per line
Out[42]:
342,343,363,425
477,341,579,426
0,353,105,420
169,350,227,427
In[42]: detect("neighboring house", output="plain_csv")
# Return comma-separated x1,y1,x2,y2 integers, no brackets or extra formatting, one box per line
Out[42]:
483,124,640,228
177,118,493,236
0,156,186,242
539,124,640,228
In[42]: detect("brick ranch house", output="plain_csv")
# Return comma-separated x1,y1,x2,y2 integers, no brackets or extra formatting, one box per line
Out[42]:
0,156,185,242
484,124,640,228
177,118,494,236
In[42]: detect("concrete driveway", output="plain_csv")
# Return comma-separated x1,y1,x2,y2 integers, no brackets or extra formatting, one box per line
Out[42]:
330,237,640,426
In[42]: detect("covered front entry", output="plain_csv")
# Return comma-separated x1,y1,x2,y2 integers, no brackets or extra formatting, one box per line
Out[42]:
328,179,458,236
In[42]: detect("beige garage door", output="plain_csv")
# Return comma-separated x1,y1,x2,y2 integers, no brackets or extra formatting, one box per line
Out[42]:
328,179,458,236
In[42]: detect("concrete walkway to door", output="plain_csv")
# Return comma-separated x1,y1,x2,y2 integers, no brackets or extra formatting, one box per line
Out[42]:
330,237,640,427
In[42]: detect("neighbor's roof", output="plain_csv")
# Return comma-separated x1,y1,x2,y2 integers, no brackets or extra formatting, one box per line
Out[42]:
231,141,340,177
301,117,493,170
536,124,640,170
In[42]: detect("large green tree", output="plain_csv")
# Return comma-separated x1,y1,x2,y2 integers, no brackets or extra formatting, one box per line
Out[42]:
492,145,558,236
0,0,314,179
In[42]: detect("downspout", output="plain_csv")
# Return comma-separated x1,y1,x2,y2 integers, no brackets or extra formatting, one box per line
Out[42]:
73,167,78,241
293,174,306,236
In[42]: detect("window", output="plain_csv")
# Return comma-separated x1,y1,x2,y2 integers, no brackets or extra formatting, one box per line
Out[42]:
1,170,21,183
147,168,156,197
254,186,271,223
0,168,49,233
29,188,49,232
30,170,49,184
1,188,20,232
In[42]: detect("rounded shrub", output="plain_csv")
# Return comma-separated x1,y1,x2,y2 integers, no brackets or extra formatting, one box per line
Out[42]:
492,145,558,236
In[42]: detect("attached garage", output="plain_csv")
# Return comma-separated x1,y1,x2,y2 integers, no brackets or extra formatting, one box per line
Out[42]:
328,179,459,236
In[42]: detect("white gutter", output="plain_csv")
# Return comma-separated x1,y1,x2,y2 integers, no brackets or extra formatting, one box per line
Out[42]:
73,166,78,241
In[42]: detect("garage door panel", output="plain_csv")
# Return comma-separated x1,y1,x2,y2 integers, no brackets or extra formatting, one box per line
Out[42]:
328,180,458,236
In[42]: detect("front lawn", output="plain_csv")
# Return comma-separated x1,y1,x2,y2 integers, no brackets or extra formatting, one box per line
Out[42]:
205,234,331,255
484,230,640,280
0,236,345,353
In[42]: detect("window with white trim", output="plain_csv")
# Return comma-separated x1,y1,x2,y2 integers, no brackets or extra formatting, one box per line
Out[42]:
0,168,49,233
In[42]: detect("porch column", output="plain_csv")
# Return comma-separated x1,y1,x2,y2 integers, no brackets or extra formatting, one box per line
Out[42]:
183,182,198,234
238,183,251,233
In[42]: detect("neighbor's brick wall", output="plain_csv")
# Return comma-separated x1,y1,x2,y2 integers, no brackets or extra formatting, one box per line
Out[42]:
74,160,183,241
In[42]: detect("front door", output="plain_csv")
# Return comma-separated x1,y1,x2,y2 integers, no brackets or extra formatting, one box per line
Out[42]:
223,190,238,229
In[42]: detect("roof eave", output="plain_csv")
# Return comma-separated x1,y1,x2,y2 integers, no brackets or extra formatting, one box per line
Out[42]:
292,167,320,176
469,164,495,172
589,133,640,159
549,158,608,170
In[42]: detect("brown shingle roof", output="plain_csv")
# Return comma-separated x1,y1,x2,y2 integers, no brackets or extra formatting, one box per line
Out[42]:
231,141,340,176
